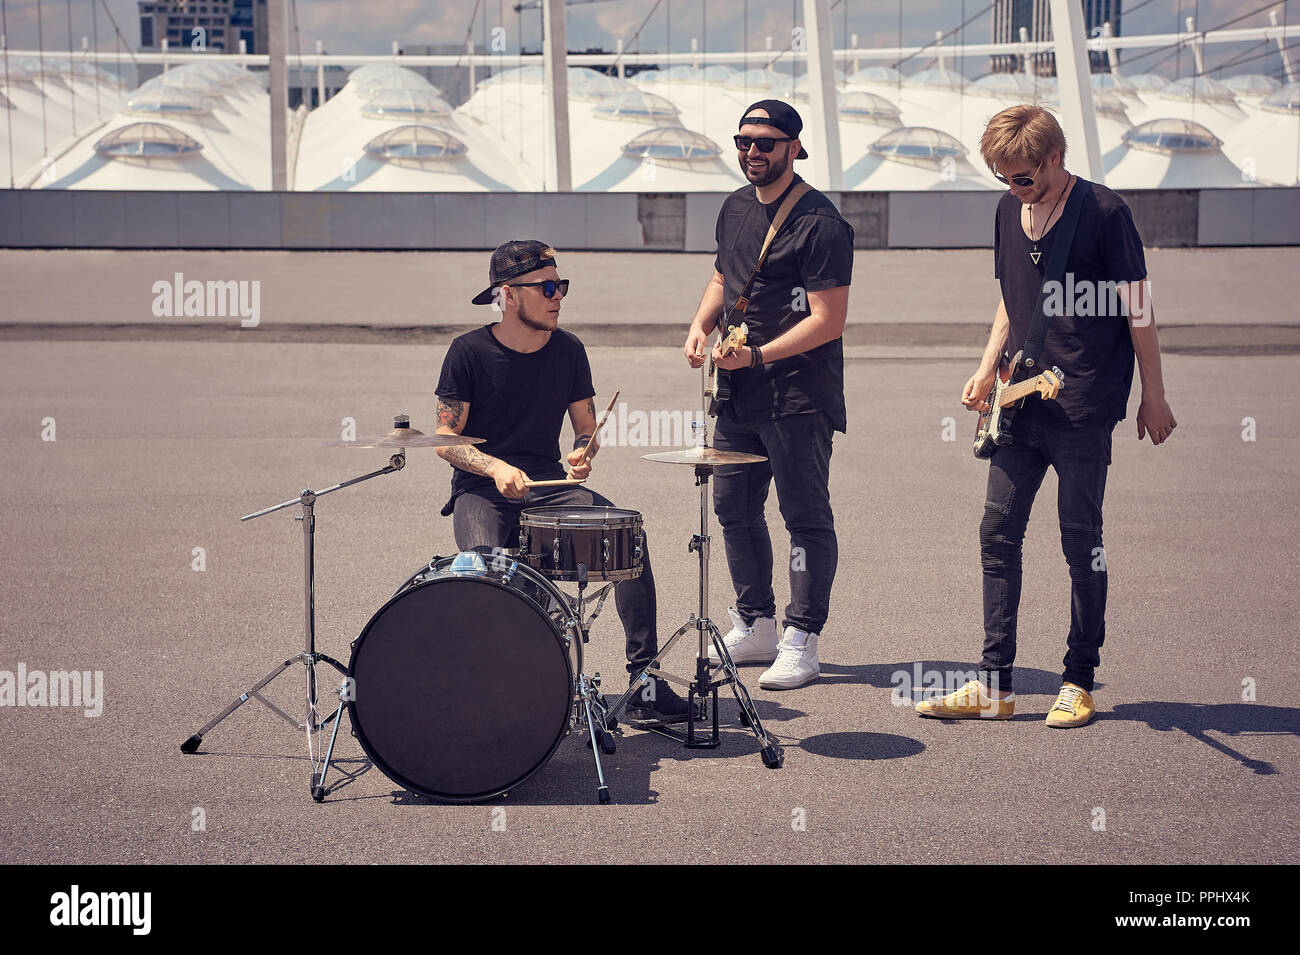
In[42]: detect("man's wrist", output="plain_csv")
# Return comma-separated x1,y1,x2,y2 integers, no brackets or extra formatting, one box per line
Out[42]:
573,434,592,451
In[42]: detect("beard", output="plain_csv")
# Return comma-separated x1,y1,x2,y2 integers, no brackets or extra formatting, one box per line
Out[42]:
740,148,789,187
516,300,558,332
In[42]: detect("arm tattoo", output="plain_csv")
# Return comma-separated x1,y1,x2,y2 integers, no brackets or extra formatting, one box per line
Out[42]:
437,398,465,430
586,398,596,418
441,444,500,477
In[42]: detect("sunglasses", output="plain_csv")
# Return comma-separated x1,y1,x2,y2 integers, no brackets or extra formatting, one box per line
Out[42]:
734,135,793,153
505,279,569,299
992,160,1043,188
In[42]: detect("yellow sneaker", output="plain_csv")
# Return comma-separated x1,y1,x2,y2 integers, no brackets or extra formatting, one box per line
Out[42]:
914,679,1015,720
1045,683,1095,728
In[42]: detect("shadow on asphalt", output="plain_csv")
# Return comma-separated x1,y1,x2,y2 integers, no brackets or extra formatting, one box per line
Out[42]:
799,732,925,760
383,698,811,807
1105,702,1299,776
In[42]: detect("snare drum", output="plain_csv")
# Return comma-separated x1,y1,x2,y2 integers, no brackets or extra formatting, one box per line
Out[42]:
518,505,644,582
347,551,579,803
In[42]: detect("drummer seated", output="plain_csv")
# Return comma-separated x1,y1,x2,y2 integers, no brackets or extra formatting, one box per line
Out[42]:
433,239,691,728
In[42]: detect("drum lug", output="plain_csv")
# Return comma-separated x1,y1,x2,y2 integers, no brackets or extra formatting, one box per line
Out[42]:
552,536,561,568
502,560,517,584
602,536,610,564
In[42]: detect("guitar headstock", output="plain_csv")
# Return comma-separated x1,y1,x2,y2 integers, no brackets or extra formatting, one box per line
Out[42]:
720,322,749,357
1035,368,1063,401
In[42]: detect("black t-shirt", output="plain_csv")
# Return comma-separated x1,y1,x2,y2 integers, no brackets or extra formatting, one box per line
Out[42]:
435,324,595,500
714,174,854,432
994,179,1146,427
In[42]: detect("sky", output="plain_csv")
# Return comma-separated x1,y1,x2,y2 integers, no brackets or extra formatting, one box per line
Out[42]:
2,0,1297,81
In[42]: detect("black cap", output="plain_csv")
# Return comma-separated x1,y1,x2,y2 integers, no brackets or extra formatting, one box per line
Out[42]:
739,99,809,160
471,239,558,306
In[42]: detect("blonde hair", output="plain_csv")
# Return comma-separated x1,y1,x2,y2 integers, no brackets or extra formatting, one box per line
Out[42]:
979,104,1067,174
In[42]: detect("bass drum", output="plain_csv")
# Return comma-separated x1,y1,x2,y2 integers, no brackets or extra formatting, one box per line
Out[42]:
347,551,576,803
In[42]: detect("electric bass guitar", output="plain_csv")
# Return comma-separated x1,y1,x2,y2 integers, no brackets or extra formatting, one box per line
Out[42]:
972,350,1065,458
705,322,748,417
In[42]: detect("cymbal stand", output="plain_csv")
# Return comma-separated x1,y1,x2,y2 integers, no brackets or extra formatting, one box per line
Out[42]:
607,456,783,768
179,450,408,802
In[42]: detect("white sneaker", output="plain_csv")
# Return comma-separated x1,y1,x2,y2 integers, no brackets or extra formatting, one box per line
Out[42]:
758,627,820,690
708,608,778,665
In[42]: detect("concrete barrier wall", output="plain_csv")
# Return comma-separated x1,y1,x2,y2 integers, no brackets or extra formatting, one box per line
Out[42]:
1,188,1296,250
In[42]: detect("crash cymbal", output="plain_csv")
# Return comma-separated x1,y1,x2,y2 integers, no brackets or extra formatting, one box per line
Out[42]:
342,427,485,449
641,446,768,467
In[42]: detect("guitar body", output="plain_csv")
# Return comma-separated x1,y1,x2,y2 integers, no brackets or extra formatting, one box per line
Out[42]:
973,352,1021,459
706,322,748,417
972,350,1065,459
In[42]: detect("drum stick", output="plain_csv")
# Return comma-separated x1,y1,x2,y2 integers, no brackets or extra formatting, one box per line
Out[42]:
524,478,587,488
578,391,619,466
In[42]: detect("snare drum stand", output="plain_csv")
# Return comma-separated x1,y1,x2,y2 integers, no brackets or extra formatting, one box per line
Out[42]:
178,452,407,802
608,462,783,769
569,566,620,803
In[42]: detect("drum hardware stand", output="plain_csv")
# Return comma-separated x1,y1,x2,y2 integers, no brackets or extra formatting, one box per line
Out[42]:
569,565,618,804
178,448,410,803
608,461,783,769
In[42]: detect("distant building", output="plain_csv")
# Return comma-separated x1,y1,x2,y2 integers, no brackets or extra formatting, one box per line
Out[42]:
991,0,1122,75
138,1,269,83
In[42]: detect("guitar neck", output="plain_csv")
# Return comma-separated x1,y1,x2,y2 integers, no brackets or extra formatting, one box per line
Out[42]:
999,375,1045,407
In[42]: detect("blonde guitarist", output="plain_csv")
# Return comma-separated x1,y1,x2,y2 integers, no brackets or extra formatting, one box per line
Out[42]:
918,106,1176,729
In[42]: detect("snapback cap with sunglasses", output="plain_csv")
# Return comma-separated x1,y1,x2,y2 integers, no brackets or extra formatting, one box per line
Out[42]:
738,99,809,160
471,239,559,305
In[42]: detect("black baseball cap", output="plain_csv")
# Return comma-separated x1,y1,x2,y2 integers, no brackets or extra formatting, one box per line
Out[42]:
471,239,558,305
739,99,809,160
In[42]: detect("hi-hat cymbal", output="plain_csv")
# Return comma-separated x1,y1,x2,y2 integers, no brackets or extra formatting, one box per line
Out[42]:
342,427,485,449
642,446,768,467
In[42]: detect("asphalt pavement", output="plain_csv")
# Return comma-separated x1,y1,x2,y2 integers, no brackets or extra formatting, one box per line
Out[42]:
0,325,1296,863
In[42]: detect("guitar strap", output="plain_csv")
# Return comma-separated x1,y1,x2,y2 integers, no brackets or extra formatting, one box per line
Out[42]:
1020,177,1093,375
725,180,813,326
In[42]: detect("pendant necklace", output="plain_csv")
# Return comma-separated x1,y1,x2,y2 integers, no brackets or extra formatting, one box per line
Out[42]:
1028,175,1071,266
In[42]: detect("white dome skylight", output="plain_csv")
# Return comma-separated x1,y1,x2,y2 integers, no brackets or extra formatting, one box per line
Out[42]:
363,124,467,161
869,126,967,163
1123,118,1224,152
94,122,203,157
593,90,680,122
621,126,721,163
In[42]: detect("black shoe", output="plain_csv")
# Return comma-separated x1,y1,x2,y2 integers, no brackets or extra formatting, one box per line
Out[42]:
623,676,692,726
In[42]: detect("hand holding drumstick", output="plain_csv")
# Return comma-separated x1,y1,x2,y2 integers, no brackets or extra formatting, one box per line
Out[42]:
532,391,619,488
566,390,618,479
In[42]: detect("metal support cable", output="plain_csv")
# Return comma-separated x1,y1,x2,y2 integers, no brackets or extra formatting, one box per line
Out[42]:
892,0,995,71
65,0,75,136
1,0,14,187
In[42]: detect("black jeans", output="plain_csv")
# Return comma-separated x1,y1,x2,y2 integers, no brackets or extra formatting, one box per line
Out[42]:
711,409,838,635
451,484,657,674
979,404,1115,694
